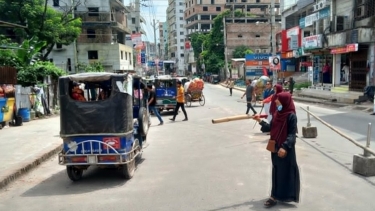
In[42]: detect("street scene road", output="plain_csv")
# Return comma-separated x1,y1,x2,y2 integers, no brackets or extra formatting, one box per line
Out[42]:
1,84,375,211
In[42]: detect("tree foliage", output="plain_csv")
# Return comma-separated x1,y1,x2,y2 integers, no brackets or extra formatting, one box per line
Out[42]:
17,61,66,87
232,45,253,58
0,0,82,60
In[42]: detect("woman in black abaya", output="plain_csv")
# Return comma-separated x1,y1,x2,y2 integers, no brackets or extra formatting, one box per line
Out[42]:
264,92,300,208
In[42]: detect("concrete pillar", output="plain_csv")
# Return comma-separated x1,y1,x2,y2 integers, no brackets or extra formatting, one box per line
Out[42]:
323,18,330,33
315,20,321,34
333,54,341,86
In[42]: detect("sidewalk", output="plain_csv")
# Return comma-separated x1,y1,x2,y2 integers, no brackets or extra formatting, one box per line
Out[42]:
220,83,374,113
0,116,61,189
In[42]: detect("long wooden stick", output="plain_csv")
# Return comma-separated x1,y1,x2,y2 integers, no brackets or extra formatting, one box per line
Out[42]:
212,114,255,124
300,106,375,156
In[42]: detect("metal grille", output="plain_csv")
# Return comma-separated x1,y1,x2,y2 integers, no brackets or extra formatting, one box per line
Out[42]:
350,60,367,92
354,0,375,21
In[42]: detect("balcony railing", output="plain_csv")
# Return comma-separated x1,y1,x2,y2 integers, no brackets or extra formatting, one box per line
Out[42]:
75,11,130,33
77,34,119,44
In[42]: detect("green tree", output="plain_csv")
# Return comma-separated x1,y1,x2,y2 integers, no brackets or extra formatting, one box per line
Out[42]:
0,0,83,60
77,61,104,72
232,45,253,58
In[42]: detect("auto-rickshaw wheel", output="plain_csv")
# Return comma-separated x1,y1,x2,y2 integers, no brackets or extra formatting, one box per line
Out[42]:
135,138,142,161
121,151,135,179
66,166,83,181
138,107,149,136
199,95,205,106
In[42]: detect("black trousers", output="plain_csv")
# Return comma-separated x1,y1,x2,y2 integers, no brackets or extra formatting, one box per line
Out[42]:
229,88,233,95
246,98,257,115
172,102,188,120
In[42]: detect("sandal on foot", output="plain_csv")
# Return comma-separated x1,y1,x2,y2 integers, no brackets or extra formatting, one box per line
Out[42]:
264,198,277,208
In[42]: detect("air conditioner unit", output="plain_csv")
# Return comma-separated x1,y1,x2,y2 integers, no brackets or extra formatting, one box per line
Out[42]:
355,5,367,18
335,16,348,31
313,0,329,12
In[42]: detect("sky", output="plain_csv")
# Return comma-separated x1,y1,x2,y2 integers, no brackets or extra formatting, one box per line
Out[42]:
124,0,168,44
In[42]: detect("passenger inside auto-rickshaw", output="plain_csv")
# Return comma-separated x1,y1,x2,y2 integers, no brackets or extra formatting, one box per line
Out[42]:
69,80,112,101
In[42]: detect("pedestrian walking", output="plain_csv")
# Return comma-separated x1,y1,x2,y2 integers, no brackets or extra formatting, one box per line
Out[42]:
146,84,163,125
241,79,257,115
227,78,234,96
264,92,300,208
170,81,188,121
288,77,295,95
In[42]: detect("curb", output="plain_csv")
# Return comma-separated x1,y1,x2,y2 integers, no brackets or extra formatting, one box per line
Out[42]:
0,144,62,190
220,83,373,112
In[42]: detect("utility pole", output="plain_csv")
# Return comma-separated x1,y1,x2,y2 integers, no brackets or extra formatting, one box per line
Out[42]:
223,17,229,79
271,0,277,85
151,19,159,75
71,0,78,73
135,0,141,75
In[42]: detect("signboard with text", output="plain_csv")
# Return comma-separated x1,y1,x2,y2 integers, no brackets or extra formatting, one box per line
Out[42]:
299,7,330,28
330,44,358,54
302,34,323,49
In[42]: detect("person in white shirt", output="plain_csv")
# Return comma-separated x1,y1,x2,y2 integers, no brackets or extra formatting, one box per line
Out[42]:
342,63,349,82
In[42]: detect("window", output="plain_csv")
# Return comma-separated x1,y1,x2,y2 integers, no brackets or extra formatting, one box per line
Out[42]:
180,46,184,49
256,34,260,38
87,29,96,38
216,7,221,11
180,2,184,5
88,7,99,16
256,0,260,2
179,10,184,13
56,43,62,49
180,24,184,27
180,54,184,57
241,0,247,2
121,51,123,60
125,52,128,60
129,53,132,65
180,32,184,35
180,17,183,20
211,0,215,4
132,18,135,24
88,51,98,60
180,39,184,42
53,0,59,6
203,6,208,11
238,34,243,38
67,58,72,72
193,8,195,12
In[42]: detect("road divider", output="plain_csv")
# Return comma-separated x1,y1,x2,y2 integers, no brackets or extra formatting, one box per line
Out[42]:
300,106,375,177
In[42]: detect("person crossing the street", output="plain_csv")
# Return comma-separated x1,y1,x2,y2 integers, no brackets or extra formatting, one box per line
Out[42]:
170,81,188,121
147,84,163,126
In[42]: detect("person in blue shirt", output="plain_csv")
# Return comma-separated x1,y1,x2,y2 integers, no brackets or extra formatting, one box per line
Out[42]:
263,81,275,99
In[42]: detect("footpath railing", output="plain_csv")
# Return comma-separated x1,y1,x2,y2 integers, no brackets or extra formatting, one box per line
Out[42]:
300,106,375,177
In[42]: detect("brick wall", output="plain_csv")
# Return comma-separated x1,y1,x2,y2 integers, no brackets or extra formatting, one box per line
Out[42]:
226,23,281,57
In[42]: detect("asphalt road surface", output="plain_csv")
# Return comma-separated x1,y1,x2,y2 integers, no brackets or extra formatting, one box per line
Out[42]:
1,84,375,211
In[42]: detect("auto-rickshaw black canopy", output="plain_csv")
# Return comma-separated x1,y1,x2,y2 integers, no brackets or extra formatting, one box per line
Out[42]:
59,73,134,137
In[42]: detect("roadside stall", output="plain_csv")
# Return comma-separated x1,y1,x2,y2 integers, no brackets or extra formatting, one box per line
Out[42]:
0,67,17,129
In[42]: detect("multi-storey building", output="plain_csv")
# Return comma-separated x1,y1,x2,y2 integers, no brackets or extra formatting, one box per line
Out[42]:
281,0,375,92
167,0,186,74
159,22,165,58
48,0,133,73
224,0,282,58
185,0,226,36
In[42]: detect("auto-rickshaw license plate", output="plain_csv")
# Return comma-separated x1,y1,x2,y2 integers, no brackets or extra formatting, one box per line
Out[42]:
88,155,97,164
